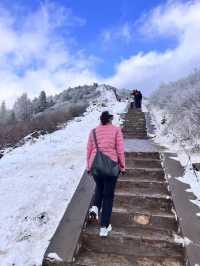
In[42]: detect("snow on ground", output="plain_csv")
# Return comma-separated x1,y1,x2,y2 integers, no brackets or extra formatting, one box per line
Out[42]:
177,165,200,209
0,87,128,266
146,100,200,212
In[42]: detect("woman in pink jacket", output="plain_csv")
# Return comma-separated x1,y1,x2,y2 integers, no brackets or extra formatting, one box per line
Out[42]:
87,111,125,237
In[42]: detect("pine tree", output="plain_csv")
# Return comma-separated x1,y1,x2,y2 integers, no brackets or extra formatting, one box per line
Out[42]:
48,98,55,108
8,111,16,124
39,91,47,112
0,101,7,124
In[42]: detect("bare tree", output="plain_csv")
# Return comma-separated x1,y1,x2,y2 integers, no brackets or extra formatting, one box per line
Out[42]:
14,93,33,121
150,69,200,146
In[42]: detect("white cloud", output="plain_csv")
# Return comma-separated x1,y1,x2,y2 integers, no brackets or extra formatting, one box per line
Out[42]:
1,0,200,106
107,0,200,94
0,2,99,107
101,22,133,45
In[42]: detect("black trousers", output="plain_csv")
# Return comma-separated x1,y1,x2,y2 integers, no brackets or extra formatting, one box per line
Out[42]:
138,99,142,108
130,101,134,109
135,99,142,108
93,175,118,227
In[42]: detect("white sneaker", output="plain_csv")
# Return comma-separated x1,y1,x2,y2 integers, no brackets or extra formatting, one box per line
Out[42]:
99,224,112,237
89,206,99,220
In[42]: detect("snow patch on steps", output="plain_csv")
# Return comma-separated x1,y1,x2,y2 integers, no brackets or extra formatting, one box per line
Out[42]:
46,252,63,262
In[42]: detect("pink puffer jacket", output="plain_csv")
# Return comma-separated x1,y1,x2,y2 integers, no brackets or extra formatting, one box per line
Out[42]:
87,124,125,172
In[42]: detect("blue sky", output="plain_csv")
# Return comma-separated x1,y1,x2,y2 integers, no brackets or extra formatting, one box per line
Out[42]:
2,0,177,76
0,0,200,105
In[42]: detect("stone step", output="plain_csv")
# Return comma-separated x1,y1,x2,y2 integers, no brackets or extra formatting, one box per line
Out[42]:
124,129,147,133
124,131,147,134
124,125,146,128
124,126,146,130
124,119,146,122
81,225,183,258
124,129,147,132
125,116,145,120
124,121,146,124
123,124,146,127
115,190,171,200
114,191,172,212
124,122,146,125
123,131,147,137
125,122,146,125
124,124,146,127
125,152,160,160
123,128,147,132
126,112,145,116
123,125,146,129
125,121,146,124
126,112,145,115
116,179,168,194
125,168,165,181
126,158,162,169
126,116,144,118
124,128,146,131
125,119,145,121
124,119,145,121
74,251,184,266
118,177,165,184
124,127,146,130
123,129,147,133
111,207,178,232
124,135,148,139
125,114,145,118
124,123,146,126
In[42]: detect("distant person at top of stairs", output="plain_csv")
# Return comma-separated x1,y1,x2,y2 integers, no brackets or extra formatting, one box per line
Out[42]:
130,90,136,109
132,89,142,109
87,111,125,237
137,90,142,108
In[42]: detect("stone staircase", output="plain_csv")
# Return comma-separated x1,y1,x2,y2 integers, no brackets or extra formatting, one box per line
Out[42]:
122,110,148,139
43,108,186,266
72,108,185,266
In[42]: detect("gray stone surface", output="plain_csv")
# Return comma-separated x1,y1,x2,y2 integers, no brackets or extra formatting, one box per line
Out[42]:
125,139,158,152
163,153,200,266
42,171,95,265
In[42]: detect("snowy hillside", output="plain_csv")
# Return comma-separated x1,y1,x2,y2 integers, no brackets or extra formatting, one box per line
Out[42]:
0,83,124,154
50,84,121,112
0,86,128,266
148,70,200,152
145,71,200,214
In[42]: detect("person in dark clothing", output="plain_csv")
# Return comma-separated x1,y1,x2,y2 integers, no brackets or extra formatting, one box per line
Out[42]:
134,90,142,108
92,174,118,230
138,91,142,108
130,90,138,109
130,90,136,109
134,90,139,108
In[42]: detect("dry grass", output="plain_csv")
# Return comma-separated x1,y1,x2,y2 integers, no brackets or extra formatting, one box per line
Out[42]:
0,105,87,150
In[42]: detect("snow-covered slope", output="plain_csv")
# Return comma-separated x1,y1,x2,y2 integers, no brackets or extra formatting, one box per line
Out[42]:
0,86,128,266
149,70,200,151
144,94,200,218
